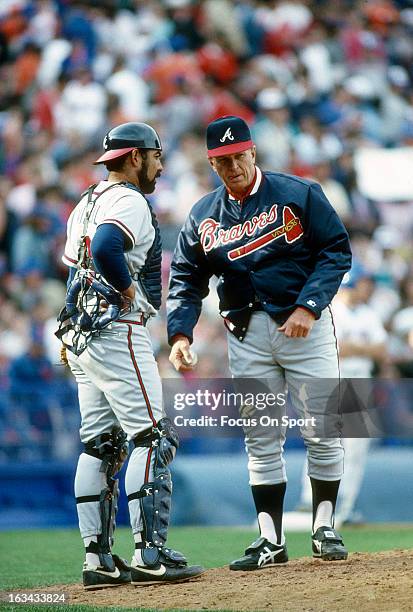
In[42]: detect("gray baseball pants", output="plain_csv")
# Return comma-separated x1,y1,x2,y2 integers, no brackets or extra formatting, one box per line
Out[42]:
227,309,344,486
68,319,163,539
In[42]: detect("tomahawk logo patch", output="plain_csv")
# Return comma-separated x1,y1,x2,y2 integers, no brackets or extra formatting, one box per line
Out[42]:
198,205,304,260
227,207,303,261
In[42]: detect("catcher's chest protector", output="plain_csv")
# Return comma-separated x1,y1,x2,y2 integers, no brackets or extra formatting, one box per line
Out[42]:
124,182,162,311
56,181,162,354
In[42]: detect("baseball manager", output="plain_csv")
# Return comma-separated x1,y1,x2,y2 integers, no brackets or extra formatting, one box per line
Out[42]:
167,115,352,569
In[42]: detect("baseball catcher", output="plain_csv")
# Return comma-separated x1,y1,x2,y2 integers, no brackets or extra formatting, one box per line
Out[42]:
58,122,204,589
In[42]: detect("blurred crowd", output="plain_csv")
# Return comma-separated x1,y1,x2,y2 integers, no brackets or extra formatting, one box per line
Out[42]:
1,0,413,460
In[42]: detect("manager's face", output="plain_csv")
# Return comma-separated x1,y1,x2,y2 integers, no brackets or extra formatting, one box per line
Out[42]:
209,147,256,196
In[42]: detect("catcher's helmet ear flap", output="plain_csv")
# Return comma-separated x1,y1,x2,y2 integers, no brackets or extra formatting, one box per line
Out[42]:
94,122,162,164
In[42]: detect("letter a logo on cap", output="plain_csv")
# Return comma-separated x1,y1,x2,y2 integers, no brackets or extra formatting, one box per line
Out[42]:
206,115,253,158
220,128,234,143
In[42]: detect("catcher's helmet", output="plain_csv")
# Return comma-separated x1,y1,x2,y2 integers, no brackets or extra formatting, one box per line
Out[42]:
94,122,162,164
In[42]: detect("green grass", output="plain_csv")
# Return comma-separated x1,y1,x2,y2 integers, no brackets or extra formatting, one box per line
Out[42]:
2,525,413,589
0,525,412,611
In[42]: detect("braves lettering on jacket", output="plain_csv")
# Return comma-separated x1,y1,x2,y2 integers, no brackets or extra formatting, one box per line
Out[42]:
167,167,352,343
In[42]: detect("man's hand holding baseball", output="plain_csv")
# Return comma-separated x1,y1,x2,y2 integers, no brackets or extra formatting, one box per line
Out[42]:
169,335,197,371
277,306,316,338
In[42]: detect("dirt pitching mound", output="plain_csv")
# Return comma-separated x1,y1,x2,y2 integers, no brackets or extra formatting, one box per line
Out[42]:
17,549,413,611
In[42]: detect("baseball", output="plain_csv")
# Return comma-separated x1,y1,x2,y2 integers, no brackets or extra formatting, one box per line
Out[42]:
182,350,198,367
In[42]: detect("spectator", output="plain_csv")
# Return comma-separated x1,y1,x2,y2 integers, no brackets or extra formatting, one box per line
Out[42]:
310,157,352,224
0,0,412,461
253,87,293,171
105,56,150,122
58,67,107,143
9,336,54,442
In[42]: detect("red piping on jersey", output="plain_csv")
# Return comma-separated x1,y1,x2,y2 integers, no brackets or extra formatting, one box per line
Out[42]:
127,324,157,426
101,218,134,243
64,254,77,265
144,446,153,483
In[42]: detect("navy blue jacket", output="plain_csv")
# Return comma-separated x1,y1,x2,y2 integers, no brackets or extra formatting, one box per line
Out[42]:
167,168,351,343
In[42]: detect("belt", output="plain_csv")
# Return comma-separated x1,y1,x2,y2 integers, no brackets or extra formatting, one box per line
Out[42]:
251,302,264,312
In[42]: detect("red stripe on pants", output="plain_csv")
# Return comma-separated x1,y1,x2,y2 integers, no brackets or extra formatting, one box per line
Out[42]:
127,324,157,426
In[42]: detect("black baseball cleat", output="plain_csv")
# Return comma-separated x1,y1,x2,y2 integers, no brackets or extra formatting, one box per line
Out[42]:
312,526,348,561
131,547,204,585
83,554,131,590
229,537,288,571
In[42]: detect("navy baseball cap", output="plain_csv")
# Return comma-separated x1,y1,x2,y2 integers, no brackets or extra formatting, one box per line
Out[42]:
206,115,254,158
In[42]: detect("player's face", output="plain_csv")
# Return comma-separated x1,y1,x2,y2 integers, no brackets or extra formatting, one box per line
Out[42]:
138,149,163,194
209,147,256,196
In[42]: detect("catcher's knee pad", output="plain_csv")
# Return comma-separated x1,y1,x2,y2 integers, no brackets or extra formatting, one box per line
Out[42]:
128,418,182,566
83,427,129,571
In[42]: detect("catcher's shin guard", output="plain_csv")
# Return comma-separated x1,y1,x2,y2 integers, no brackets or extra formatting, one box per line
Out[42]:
130,418,185,567
84,427,129,571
